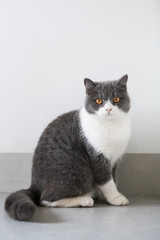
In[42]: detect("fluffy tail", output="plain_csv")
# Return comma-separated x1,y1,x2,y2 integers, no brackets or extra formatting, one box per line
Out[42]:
5,188,39,221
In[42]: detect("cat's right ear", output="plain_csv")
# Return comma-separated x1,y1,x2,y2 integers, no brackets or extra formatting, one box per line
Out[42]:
84,78,96,95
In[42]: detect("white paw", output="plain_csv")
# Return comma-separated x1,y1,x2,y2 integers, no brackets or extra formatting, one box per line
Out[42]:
80,197,94,207
41,200,54,207
107,193,129,206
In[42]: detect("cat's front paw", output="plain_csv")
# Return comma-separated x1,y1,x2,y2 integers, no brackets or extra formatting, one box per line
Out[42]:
107,193,129,206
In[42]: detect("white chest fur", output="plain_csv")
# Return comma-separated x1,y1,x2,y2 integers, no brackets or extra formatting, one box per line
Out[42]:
80,107,130,166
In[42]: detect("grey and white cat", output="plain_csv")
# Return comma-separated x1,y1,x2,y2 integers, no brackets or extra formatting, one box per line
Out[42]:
5,75,131,221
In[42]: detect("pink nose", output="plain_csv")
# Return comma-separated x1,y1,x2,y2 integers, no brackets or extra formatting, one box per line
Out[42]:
106,108,112,113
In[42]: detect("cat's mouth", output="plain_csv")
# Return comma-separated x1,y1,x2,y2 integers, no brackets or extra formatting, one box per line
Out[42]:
106,114,114,118
104,111,114,117
98,112,114,119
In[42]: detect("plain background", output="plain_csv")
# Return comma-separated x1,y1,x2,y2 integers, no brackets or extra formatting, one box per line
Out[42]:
0,0,160,153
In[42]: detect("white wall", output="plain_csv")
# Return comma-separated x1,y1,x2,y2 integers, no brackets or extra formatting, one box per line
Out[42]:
0,0,160,153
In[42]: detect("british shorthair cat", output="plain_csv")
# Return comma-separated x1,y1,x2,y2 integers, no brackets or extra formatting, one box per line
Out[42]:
5,75,130,221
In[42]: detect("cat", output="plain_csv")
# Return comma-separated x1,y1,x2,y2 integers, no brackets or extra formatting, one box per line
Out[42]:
5,74,131,221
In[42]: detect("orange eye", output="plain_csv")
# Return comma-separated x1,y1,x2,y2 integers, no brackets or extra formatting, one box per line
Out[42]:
96,98,103,105
113,97,120,103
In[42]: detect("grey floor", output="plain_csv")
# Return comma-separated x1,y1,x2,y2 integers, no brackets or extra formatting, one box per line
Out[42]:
1,193,160,240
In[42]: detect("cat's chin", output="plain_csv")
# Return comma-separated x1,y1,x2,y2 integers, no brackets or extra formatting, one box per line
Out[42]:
96,113,116,120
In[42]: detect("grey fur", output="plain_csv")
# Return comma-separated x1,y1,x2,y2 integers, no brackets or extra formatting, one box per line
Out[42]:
5,75,130,221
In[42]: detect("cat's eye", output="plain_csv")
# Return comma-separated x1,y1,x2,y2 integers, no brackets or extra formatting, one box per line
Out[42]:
113,97,120,103
95,98,103,105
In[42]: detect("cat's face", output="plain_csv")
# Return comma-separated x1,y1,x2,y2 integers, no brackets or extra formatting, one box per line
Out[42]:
84,75,130,120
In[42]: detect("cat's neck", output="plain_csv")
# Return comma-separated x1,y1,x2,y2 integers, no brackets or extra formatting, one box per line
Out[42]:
79,106,130,164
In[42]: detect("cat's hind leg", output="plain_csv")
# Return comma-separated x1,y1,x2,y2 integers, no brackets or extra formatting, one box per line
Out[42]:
41,195,94,208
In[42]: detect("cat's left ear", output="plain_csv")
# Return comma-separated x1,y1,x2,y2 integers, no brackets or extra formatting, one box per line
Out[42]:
84,78,97,94
117,74,128,90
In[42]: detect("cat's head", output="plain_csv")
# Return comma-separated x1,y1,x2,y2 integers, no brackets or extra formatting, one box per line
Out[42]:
84,75,130,119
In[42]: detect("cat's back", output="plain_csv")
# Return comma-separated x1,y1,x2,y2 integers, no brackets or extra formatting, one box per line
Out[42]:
35,110,80,151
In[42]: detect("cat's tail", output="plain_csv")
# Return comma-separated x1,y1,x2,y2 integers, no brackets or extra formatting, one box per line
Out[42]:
5,188,39,221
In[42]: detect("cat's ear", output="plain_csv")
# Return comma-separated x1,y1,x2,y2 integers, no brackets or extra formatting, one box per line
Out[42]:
84,78,96,94
117,74,128,90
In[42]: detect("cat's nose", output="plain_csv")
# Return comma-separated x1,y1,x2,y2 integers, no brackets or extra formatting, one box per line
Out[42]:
105,108,112,113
